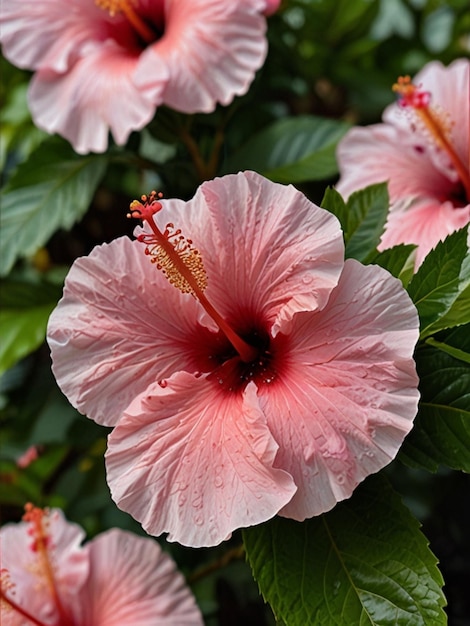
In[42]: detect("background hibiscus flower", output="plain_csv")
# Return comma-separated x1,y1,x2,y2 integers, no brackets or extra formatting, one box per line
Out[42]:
0,505,203,625
336,58,470,268
0,0,279,154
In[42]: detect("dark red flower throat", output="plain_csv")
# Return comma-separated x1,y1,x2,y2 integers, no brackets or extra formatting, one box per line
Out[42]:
190,309,289,393
96,0,164,47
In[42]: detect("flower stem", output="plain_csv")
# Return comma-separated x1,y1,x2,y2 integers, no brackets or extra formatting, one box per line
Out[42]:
178,125,208,182
187,545,245,585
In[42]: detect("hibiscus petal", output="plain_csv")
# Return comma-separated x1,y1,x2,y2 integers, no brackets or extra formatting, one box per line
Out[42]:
379,198,470,268
29,40,166,154
136,171,345,333
0,0,108,73
135,1,270,112
336,123,456,203
259,259,420,519
0,510,88,624
76,529,203,625
106,373,296,547
48,237,203,427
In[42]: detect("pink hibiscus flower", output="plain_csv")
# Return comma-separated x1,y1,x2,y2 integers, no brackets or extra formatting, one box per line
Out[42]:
0,504,203,625
336,58,470,268
0,0,279,154
47,171,420,547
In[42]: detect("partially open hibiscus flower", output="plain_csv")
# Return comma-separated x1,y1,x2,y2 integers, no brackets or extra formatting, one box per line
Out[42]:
0,0,278,154
0,504,203,625
47,171,420,547
336,58,470,269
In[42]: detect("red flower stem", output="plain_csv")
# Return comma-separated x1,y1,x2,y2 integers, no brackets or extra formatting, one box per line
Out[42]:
146,218,258,363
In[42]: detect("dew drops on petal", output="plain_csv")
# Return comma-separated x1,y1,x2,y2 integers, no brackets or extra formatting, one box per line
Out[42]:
191,496,203,509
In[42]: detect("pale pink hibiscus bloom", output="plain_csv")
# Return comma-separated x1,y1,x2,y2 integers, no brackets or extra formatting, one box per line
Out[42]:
47,171,419,547
336,58,470,268
0,0,279,154
0,504,203,625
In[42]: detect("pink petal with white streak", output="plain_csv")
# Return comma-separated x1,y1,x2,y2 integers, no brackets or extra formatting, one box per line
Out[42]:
259,260,419,520
379,198,470,267
29,41,165,154
48,236,202,427
76,529,203,625
0,0,109,73
336,124,456,203
106,373,296,547
135,0,270,112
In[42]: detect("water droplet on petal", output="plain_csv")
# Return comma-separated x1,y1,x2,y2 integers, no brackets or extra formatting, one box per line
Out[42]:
192,496,203,509
209,524,219,540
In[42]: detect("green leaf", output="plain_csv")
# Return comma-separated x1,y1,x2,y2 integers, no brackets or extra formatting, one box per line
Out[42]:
407,227,470,339
321,186,348,228
400,325,470,472
0,82,47,173
321,183,389,261
243,475,445,626
223,116,351,183
369,244,417,287
0,278,62,375
0,136,107,276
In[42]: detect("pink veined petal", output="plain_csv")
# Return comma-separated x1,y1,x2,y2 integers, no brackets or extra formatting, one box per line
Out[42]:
105,372,296,547
379,198,470,268
47,236,203,427
136,171,345,334
259,259,420,520
0,0,110,73
29,41,165,154
336,123,456,203
74,529,203,625
0,510,89,625
135,0,269,113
